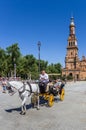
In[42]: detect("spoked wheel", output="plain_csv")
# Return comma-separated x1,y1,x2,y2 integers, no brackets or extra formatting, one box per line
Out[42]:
48,94,54,107
60,88,65,101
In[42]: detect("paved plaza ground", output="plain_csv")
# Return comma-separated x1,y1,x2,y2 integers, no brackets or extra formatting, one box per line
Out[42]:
0,81,86,130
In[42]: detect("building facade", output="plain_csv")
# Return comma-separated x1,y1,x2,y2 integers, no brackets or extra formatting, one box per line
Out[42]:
62,17,86,80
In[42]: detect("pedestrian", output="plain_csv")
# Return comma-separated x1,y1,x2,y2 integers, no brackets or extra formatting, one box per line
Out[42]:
2,78,7,93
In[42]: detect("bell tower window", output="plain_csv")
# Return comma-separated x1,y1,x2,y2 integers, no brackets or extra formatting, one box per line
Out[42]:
73,42,75,46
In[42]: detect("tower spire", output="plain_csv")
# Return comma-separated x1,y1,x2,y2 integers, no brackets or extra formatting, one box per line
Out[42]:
68,17,78,47
69,16,75,35
70,16,75,26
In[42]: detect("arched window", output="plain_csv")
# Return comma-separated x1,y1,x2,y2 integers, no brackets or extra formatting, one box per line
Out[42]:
73,42,75,46
69,73,73,77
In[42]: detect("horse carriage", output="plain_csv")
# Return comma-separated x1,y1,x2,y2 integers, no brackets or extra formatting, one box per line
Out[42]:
31,80,65,108
6,80,65,115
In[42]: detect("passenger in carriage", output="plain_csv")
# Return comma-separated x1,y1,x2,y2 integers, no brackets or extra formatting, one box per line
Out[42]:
53,79,65,90
39,70,49,93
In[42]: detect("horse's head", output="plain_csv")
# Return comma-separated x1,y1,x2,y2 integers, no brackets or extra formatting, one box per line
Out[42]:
7,81,23,96
6,84,16,96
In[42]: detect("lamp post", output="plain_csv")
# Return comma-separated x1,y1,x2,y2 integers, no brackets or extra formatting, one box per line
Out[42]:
37,41,41,110
13,58,16,80
37,41,41,74
14,63,16,79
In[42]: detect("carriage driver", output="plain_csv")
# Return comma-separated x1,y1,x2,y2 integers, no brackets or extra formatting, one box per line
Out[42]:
39,70,49,92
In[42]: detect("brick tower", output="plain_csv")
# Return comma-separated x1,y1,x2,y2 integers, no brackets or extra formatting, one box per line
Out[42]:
65,17,79,70
62,17,80,80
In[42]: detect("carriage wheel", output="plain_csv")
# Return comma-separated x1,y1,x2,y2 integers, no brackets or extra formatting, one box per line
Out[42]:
48,94,54,107
60,88,65,101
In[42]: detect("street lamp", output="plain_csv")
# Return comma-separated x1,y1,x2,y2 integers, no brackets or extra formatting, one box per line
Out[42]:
37,41,41,74
14,63,16,79
13,58,16,80
37,41,41,111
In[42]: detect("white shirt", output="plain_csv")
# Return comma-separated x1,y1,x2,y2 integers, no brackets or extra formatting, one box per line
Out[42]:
54,81,62,88
2,81,7,86
39,73,49,82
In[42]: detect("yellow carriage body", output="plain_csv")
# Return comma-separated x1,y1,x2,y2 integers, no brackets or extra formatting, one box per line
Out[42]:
31,82,65,108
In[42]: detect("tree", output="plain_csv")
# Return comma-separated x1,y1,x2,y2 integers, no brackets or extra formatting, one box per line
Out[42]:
22,55,38,79
6,43,21,77
39,60,48,72
0,48,7,76
46,63,62,80
0,43,63,80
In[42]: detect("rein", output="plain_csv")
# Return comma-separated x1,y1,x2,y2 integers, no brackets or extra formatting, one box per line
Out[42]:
18,81,33,96
27,81,32,93
18,81,38,97
18,85,25,94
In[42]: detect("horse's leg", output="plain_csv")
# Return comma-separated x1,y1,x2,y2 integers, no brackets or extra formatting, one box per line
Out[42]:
20,105,24,114
37,94,40,110
23,103,26,113
20,97,27,115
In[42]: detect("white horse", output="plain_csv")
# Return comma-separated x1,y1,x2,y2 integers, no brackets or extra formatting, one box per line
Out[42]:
7,80,40,115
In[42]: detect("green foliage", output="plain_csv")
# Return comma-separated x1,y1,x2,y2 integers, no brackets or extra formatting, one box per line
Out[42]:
0,43,62,79
0,48,7,76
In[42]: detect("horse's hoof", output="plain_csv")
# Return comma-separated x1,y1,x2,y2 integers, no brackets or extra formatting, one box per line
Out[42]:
37,107,40,110
20,111,26,115
23,112,26,115
20,111,23,115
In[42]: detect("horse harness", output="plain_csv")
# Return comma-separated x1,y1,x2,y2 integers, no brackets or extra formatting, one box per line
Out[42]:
18,81,32,96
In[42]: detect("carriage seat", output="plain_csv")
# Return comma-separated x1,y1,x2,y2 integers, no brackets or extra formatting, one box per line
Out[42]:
45,82,54,92
39,81,53,93
49,81,65,96
39,82,46,93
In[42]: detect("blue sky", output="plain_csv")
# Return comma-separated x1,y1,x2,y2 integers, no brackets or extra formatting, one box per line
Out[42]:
0,0,86,67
